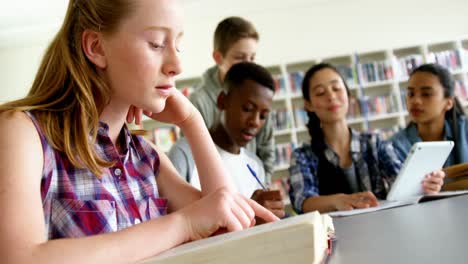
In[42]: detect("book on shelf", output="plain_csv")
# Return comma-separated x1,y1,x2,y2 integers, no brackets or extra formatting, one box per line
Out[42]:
454,79,468,101
463,47,468,68
273,74,287,96
274,143,295,168
272,108,292,131
395,54,424,80
141,211,335,264
360,93,399,117
293,107,308,128
427,49,463,71
335,64,356,86
288,71,304,94
152,126,179,153
400,91,408,111
357,60,394,85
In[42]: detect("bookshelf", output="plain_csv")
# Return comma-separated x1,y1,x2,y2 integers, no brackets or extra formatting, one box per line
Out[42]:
140,37,468,210
269,38,468,184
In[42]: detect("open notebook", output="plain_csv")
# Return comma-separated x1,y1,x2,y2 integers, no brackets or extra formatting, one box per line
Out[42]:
329,141,468,217
141,211,335,264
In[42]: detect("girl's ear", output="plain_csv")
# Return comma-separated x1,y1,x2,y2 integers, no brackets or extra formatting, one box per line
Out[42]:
82,29,107,69
445,97,455,111
217,91,228,110
304,99,314,112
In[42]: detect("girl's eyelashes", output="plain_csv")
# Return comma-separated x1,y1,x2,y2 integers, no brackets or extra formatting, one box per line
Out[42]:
149,42,182,53
149,42,165,49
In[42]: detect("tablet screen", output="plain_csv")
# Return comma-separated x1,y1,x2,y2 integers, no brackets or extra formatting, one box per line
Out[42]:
386,141,454,201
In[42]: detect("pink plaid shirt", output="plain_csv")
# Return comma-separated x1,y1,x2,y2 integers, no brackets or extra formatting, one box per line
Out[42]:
26,112,168,239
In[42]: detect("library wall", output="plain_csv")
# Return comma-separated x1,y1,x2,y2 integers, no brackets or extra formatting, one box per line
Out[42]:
1,0,468,101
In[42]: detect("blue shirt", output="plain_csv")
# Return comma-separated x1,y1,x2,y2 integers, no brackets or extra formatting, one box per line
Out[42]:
389,117,468,167
288,129,402,213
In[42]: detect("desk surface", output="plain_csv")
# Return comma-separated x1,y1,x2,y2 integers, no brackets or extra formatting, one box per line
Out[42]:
328,195,468,264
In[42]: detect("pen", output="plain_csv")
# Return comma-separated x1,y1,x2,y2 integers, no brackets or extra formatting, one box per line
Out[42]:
246,164,267,190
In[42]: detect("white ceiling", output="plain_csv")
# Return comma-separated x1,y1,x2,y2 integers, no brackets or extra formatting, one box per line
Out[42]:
0,0,334,48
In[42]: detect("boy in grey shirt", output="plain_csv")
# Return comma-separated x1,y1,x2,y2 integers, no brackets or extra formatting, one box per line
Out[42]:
189,16,274,182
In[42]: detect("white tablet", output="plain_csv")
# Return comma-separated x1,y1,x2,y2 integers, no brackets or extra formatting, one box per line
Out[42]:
386,141,454,201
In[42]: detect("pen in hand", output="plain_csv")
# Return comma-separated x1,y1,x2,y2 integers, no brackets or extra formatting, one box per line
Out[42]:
246,164,267,190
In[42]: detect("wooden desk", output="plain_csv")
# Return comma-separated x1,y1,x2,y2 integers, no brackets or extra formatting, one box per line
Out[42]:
328,195,468,264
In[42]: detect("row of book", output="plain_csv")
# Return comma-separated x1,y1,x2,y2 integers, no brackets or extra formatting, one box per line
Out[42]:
464,47,468,70
427,49,463,71
273,74,288,96
274,143,296,169
272,50,467,96
361,94,399,117
272,108,293,131
396,54,424,80
400,92,408,111
294,107,308,128
357,60,394,85
288,71,304,95
454,79,468,101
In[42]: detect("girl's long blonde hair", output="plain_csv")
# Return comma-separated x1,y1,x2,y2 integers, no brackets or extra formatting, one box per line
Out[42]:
0,0,136,177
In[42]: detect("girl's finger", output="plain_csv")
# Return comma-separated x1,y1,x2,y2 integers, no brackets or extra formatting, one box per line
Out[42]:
126,105,135,123
135,108,143,125
223,210,244,233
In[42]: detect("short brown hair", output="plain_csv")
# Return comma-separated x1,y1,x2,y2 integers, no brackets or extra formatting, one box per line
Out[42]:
213,16,259,56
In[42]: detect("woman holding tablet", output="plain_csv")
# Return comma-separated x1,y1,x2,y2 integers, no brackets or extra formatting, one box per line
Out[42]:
288,63,445,214
390,63,468,167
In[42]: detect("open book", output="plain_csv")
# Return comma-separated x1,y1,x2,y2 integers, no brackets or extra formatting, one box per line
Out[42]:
328,190,468,217
329,141,464,217
141,211,335,264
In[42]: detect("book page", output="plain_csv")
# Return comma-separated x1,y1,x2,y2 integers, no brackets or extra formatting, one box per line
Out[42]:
327,199,415,217
327,191,468,217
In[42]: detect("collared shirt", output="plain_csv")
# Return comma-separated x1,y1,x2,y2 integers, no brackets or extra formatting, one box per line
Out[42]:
390,117,468,167
288,129,402,213
27,112,167,239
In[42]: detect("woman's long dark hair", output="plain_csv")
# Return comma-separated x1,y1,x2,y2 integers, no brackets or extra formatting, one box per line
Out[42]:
301,63,351,151
409,63,465,163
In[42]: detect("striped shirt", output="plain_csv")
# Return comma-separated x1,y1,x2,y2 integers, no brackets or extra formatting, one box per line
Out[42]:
27,112,167,239
288,129,402,213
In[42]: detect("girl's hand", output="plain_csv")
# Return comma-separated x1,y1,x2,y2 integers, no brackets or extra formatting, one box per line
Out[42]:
126,89,196,126
333,191,379,211
422,170,445,194
176,187,279,242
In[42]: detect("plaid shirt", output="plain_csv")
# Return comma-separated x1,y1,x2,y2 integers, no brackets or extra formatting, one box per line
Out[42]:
288,129,402,213
27,112,167,239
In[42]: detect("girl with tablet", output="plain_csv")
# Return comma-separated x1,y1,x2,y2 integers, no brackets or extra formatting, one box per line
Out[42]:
288,63,445,214
390,63,468,167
